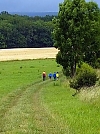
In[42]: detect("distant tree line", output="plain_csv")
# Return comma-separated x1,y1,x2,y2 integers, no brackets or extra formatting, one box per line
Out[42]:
0,11,56,49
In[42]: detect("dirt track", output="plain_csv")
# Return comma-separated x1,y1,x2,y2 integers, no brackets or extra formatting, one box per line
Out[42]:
0,47,58,61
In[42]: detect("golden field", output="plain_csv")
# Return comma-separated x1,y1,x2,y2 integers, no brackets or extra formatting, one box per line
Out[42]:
0,47,58,61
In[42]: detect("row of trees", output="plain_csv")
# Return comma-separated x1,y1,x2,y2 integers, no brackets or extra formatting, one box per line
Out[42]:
0,11,55,49
53,0,100,78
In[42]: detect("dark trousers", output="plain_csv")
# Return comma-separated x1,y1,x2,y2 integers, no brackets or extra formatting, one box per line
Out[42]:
43,76,46,81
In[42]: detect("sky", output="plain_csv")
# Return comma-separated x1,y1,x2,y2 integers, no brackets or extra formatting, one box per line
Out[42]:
0,0,100,12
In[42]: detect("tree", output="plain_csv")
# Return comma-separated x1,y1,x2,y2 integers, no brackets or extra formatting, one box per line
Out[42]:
52,0,100,77
0,12,55,49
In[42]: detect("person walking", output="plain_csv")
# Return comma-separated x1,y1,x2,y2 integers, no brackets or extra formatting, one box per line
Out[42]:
48,72,52,79
53,72,56,81
42,71,46,81
56,72,59,80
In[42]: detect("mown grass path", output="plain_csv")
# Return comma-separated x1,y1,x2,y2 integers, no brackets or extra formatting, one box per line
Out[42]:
0,79,69,134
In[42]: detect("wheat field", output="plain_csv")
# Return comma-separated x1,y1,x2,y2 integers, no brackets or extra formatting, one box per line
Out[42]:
0,47,58,61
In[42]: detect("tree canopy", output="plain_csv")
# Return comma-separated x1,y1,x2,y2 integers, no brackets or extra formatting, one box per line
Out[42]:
52,0,100,77
0,12,56,48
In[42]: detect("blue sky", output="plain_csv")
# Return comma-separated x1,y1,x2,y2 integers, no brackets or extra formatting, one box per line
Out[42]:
0,0,100,12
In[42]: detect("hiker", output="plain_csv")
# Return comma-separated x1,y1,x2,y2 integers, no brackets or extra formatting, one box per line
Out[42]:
53,72,56,81
42,71,46,81
56,72,59,80
48,72,52,79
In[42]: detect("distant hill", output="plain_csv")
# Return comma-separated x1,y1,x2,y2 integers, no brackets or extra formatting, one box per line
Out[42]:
9,12,58,17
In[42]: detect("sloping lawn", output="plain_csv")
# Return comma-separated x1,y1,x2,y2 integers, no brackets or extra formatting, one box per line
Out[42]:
0,59,100,134
41,79,100,134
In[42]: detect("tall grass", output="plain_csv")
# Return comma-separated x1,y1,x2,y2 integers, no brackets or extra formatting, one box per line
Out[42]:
41,79,100,134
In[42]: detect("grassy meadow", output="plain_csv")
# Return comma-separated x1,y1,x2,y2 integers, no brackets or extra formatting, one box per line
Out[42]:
0,59,100,134
0,59,61,98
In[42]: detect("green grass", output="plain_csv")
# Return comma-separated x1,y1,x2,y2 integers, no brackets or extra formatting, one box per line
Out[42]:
41,79,100,134
0,59,62,98
0,59,100,134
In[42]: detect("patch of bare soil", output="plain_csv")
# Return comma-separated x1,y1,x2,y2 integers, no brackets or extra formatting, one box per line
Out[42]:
0,47,58,61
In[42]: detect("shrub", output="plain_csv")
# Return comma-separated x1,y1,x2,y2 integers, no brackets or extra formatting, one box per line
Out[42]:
70,63,98,90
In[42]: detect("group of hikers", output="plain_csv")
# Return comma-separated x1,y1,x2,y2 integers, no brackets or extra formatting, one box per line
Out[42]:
42,71,59,81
